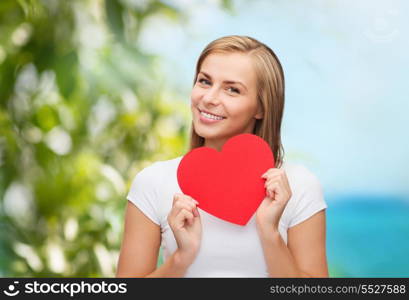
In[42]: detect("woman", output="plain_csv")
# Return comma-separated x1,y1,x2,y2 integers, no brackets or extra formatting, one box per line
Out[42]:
116,35,328,277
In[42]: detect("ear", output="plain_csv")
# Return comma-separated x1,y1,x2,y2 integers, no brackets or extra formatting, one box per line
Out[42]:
254,105,263,120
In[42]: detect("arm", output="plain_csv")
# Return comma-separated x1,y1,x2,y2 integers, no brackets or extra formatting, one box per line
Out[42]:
116,201,192,277
258,210,328,278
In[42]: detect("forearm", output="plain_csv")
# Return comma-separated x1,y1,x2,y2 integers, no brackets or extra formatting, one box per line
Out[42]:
144,250,192,278
258,229,304,278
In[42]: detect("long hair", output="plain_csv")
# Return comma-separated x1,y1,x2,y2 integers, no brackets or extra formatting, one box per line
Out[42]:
189,35,285,168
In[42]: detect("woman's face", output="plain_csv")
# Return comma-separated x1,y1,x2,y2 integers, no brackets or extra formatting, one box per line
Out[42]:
191,52,262,150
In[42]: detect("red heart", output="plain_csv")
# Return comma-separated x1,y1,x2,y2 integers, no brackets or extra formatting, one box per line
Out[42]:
177,133,275,226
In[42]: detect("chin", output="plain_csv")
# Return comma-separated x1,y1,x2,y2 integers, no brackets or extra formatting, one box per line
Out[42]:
197,129,231,143
194,127,217,140
194,128,215,139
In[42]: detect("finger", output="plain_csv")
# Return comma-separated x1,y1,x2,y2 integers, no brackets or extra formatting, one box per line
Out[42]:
192,206,200,218
183,203,199,218
171,194,199,218
174,193,199,207
184,195,199,205
266,180,288,202
169,200,192,221
183,196,200,217
175,198,196,208
263,168,287,177
267,188,275,199
177,196,199,209
261,168,280,178
173,201,197,218
263,171,282,182
176,209,194,227
189,200,200,217
261,168,272,178
173,193,184,205
265,177,280,188
176,195,200,211
266,180,282,192
265,173,287,186
179,196,200,219
266,181,280,198
176,208,194,222
191,210,201,227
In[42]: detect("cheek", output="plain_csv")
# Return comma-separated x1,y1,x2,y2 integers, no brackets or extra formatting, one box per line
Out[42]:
190,90,200,118
190,87,201,104
226,102,257,121
226,102,247,118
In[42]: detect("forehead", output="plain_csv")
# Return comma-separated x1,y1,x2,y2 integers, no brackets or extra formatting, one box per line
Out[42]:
200,52,256,84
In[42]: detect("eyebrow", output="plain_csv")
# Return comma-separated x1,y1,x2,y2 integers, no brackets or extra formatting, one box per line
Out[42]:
198,71,248,92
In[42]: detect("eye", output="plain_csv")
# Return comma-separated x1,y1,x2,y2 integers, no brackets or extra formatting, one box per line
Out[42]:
198,78,211,85
227,87,240,94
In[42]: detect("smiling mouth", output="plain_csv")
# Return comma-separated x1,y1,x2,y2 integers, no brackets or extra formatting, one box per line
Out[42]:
198,108,226,120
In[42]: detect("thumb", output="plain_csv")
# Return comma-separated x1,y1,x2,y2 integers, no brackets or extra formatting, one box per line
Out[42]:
194,207,201,218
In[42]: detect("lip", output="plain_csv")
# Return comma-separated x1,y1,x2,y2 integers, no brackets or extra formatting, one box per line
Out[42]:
198,108,226,118
197,108,226,124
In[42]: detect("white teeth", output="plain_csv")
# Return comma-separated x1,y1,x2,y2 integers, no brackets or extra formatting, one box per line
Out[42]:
200,111,224,120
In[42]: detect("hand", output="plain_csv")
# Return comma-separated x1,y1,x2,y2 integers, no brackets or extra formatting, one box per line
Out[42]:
256,168,292,233
167,193,202,264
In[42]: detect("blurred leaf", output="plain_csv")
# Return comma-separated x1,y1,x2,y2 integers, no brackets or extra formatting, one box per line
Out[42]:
53,51,78,99
221,0,234,13
105,0,125,42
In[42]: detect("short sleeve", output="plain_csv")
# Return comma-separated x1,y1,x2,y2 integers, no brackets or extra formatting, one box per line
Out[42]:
288,173,327,228
127,165,160,226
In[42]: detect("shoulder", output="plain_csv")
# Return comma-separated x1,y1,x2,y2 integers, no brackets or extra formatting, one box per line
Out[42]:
130,155,183,185
144,155,183,174
280,161,327,227
127,155,183,205
280,161,322,192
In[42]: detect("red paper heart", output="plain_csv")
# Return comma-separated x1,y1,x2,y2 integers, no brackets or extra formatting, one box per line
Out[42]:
177,133,275,226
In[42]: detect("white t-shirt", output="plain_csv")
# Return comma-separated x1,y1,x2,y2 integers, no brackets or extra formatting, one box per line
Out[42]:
127,155,327,277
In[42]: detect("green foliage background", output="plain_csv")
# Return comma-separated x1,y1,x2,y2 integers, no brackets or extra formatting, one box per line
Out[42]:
0,0,214,277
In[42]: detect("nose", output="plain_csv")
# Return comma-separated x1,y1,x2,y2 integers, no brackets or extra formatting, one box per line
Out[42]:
201,86,221,106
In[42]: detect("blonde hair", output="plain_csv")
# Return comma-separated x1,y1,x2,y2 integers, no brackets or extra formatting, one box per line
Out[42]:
189,35,285,168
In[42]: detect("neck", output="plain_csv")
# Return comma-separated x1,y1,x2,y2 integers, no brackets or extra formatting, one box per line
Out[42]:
202,120,258,152
204,138,227,152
